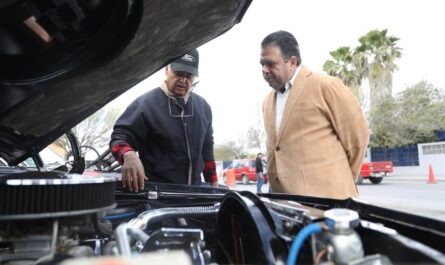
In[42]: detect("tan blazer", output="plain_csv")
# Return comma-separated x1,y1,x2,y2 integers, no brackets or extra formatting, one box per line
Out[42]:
263,66,369,199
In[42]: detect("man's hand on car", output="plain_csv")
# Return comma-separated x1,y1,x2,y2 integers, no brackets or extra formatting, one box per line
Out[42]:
211,181,218,188
122,151,148,192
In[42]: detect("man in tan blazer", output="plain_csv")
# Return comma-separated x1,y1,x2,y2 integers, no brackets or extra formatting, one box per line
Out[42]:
260,31,369,199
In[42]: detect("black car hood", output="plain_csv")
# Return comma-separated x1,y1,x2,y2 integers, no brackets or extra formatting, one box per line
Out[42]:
0,0,252,165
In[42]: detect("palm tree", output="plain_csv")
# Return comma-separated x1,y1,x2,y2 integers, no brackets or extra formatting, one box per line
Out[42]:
356,29,402,111
323,46,367,109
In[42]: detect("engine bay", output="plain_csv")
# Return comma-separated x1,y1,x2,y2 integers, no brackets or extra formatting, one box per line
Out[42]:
1,172,444,265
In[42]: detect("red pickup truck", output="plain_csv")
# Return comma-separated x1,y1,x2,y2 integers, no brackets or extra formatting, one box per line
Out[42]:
357,161,394,184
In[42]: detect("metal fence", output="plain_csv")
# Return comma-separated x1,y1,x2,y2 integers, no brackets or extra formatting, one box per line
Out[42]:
436,130,445,141
371,145,419,166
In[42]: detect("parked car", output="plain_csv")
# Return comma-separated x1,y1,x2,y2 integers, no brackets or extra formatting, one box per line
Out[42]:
223,159,268,184
357,161,394,184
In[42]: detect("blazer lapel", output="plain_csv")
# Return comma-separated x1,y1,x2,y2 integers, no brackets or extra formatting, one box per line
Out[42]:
276,65,311,144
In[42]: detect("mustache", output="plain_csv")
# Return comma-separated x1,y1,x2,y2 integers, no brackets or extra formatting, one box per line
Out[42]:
170,81,199,95
175,82,187,87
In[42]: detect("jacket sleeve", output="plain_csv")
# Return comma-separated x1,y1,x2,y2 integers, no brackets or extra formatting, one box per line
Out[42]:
323,78,370,180
201,104,217,182
109,98,150,161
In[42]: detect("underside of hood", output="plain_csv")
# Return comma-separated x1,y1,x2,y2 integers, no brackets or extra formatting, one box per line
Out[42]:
0,0,252,165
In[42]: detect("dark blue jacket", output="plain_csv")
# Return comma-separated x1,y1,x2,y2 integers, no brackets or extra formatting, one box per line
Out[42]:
110,88,214,185
255,157,263,173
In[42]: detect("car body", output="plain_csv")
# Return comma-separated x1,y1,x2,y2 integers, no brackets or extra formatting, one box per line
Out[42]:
224,159,255,184
0,1,444,264
358,161,394,184
223,159,268,184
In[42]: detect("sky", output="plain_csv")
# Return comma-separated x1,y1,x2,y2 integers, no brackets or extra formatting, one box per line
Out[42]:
106,0,445,145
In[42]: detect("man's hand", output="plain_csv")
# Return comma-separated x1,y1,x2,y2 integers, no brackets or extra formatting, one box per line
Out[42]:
121,151,148,192
211,181,218,188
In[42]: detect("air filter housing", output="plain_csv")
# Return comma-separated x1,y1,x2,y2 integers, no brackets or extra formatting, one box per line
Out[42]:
0,171,116,220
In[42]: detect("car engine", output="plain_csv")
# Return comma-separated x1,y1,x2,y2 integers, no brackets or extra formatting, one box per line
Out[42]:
0,172,115,264
1,172,444,265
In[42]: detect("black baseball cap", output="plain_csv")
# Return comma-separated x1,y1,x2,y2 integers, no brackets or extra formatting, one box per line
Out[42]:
170,49,199,77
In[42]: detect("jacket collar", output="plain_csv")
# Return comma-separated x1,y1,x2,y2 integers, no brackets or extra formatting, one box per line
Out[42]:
160,81,190,103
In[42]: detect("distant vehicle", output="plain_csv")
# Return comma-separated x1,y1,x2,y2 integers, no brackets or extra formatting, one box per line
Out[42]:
223,159,268,184
357,161,394,184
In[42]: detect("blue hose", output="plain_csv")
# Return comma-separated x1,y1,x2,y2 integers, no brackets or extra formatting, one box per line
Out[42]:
103,212,136,221
286,223,323,265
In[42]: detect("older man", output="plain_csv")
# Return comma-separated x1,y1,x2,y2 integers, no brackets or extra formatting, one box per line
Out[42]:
260,31,369,199
110,49,218,192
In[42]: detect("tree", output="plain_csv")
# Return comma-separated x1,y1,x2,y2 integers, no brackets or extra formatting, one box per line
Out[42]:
245,102,266,151
323,29,401,114
356,29,402,111
370,81,445,147
323,46,367,108
214,139,248,161
54,106,121,158
397,81,445,145
369,96,402,147
215,103,264,161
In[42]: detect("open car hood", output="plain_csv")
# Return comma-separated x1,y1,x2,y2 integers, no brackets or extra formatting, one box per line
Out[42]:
0,0,252,165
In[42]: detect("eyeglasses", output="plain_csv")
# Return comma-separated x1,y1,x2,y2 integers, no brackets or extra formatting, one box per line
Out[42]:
172,70,195,80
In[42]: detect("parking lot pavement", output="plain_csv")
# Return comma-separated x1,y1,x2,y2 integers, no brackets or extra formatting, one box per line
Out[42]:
229,174,444,189
387,174,444,181
231,182,270,193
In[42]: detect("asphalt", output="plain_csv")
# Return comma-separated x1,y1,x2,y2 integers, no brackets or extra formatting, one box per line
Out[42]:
386,174,444,181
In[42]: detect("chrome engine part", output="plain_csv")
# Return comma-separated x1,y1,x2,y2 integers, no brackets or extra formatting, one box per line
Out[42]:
312,209,365,264
112,204,221,264
0,173,115,265
1,177,444,265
